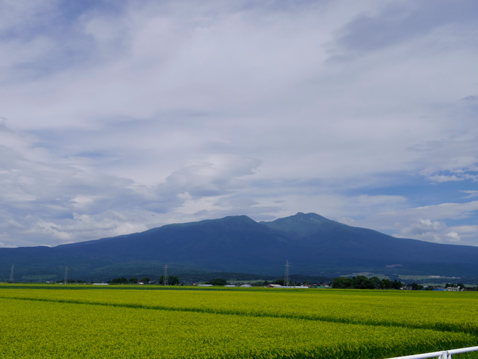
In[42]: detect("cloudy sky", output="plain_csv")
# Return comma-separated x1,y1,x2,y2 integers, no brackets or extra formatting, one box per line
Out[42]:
1,0,477,248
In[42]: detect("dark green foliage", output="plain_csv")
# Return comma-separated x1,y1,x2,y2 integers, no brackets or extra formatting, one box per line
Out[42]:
332,276,403,289
352,275,376,289
411,282,424,290
108,277,129,284
207,278,227,286
392,280,402,289
168,276,180,285
159,275,180,285
331,277,354,288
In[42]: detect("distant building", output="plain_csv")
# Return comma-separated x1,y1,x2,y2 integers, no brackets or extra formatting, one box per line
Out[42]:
446,287,462,291
266,284,309,289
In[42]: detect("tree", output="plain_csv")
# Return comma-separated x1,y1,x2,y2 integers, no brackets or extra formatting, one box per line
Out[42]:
129,277,138,284
168,276,180,285
411,282,423,290
159,275,180,285
381,279,394,289
392,279,403,290
273,279,285,286
369,276,382,289
108,277,128,284
207,278,227,286
351,275,375,289
331,277,353,289
140,277,150,284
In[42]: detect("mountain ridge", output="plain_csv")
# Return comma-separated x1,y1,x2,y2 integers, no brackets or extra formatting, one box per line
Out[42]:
1,212,478,282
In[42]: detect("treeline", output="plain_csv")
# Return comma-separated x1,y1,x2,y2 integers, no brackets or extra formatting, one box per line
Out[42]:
332,276,403,289
108,275,180,285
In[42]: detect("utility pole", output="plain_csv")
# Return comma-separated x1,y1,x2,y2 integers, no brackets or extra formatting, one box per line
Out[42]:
9,265,14,283
162,263,168,286
284,260,290,286
64,266,68,285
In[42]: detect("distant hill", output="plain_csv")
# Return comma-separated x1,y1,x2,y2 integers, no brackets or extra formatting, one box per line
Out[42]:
1,212,478,282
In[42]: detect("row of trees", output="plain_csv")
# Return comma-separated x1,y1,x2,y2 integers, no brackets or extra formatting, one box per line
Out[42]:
332,277,476,291
205,278,228,285
103,275,475,289
108,276,180,285
332,276,403,289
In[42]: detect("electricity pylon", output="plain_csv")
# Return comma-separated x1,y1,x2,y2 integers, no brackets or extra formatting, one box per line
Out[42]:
162,263,168,286
64,266,68,285
284,260,290,286
9,265,14,283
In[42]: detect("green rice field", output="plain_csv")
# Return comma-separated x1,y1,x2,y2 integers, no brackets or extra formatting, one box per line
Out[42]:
0,285,477,358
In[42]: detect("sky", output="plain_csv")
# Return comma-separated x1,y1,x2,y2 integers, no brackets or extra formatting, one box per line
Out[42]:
0,0,477,248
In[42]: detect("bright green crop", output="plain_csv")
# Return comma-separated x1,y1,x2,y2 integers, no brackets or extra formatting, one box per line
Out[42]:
2,286,478,333
0,286,477,358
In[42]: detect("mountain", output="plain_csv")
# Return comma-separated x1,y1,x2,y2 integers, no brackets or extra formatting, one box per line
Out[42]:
1,212,478,282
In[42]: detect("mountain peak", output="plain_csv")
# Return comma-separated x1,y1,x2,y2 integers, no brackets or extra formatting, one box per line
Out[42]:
293,212,328,221
261,212,331,237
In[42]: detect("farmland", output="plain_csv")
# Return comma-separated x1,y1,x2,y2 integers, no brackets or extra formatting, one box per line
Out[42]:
0,285,477,358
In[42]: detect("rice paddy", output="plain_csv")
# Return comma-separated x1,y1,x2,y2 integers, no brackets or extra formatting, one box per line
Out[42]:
0,285,477,358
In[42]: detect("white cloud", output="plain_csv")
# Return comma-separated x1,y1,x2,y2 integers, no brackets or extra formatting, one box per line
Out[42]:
397,218,461,244
462,190,478,199
353,201,478,245
0,0,477,247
